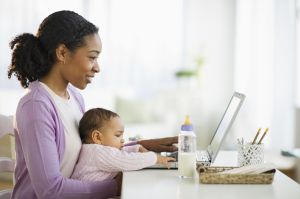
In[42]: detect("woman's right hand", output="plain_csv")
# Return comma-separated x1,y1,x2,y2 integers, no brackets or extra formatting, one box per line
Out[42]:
156,155,176,169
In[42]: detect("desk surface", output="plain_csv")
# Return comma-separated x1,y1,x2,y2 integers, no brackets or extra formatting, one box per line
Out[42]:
121,151,300,199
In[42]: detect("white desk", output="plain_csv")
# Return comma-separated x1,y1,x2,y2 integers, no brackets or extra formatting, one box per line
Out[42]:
121,151,300,199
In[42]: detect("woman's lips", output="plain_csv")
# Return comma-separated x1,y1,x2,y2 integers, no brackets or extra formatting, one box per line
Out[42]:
86,75,94,83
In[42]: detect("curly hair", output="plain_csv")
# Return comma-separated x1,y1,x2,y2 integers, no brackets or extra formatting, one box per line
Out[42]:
8,10,99,88
79,108,120,143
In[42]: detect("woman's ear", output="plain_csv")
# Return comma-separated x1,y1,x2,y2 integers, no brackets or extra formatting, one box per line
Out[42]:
55,44,68,64
91,130,103,144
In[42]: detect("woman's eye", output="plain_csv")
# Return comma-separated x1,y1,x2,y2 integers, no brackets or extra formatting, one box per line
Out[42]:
89,57,97,61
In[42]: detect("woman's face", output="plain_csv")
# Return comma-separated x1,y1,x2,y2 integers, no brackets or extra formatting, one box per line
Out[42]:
62,33,102,89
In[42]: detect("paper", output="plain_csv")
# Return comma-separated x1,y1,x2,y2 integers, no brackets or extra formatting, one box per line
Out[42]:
281,149,300,158
219,163,275,174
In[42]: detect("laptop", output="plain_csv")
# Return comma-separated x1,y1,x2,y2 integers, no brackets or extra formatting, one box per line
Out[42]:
147,91,245,169
196,92,245,166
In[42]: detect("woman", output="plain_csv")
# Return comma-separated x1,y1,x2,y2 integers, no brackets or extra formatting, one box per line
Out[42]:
8,10,177,199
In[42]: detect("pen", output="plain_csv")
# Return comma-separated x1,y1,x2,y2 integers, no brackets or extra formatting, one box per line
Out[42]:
258,128,269,144
252,128,261,144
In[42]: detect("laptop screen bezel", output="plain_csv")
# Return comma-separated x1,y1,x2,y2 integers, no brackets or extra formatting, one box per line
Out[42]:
207,92,245,163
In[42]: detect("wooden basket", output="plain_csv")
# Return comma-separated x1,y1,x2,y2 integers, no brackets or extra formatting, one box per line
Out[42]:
197,166,275,184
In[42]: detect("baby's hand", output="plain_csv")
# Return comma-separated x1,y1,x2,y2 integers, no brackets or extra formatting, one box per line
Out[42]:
156,155,176,169
139,146,149,152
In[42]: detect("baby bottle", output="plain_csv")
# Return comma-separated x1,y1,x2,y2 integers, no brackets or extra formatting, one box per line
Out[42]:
178,115,197,178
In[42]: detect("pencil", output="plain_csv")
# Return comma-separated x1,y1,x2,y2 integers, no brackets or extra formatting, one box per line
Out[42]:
252,128,261,144
258,128,269,144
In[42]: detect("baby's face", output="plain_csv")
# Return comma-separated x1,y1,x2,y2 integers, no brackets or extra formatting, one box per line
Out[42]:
100,116,125,149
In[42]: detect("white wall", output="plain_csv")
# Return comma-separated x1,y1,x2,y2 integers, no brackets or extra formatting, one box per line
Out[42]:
184,0,235,97
182,0,236,149
0,0,241,149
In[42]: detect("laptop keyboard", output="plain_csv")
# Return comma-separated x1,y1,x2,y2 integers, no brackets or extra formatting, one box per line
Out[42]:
196,150,210,161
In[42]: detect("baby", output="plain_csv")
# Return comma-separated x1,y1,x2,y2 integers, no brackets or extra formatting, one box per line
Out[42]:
71,108,175,182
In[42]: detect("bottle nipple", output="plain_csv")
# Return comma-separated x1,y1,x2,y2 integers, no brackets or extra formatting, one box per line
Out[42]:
181,115,193,131
184,115,191,125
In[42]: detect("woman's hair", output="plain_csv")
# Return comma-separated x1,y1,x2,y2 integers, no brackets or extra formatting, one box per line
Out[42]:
8,10,99,88
79,108,119,143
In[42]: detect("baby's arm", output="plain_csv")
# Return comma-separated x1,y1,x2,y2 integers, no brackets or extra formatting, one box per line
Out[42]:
138,145,148,152
122,144,148,153
95,146,157,172
122,144,140,152
122,145,175,168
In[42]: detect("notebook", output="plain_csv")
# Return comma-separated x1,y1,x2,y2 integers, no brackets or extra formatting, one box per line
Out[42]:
147,91,245,169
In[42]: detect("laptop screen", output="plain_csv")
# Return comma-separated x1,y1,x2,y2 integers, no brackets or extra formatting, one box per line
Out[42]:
208,92,245,162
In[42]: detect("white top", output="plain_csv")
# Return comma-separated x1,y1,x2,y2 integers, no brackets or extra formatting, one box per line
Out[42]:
122,151,300,199
40,82,82,177
71,144,157,181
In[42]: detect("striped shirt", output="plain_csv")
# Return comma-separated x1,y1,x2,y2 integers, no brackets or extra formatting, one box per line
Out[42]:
71,144,157,181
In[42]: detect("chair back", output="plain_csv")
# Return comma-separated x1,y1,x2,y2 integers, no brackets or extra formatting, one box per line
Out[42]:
0,114,14,199
0,115,13,138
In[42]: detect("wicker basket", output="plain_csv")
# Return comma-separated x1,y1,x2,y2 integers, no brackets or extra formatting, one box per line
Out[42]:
197,166,275,184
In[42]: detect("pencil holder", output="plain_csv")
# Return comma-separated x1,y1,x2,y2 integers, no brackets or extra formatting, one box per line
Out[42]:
237,143,264,167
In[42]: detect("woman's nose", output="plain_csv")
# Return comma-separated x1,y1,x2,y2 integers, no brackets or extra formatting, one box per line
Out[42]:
92,61,100,73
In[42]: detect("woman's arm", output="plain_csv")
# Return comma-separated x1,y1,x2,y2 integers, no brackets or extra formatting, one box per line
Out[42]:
137,136,178,152
17,100,117,199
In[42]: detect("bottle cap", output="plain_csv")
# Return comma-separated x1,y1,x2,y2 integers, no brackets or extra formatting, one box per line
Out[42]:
181,115,193,131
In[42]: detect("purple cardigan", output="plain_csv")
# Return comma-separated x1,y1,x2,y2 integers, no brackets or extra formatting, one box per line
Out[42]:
12,81,117,199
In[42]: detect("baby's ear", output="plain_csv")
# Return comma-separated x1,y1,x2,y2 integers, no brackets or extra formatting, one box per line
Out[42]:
91,130,103,144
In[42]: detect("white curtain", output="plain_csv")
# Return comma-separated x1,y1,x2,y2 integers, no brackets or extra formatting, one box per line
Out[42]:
234,0,296,149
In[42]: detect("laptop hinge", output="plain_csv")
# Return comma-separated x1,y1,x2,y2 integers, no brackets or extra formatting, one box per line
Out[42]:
207,145,213,159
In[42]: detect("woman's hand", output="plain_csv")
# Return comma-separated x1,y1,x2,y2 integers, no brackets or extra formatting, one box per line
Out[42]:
156,155,176,169
114,172,123,196
137,136,178,152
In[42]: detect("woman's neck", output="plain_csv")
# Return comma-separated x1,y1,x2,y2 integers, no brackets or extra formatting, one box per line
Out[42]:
40,67,69,99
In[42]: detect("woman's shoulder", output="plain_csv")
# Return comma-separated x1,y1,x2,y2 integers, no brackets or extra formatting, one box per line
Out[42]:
14,82,61,130
20,81,52,104
16,81,56,114
19,81,83,106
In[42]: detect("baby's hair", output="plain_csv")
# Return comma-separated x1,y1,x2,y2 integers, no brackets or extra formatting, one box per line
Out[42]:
8,10,99,88
79,108,119,143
